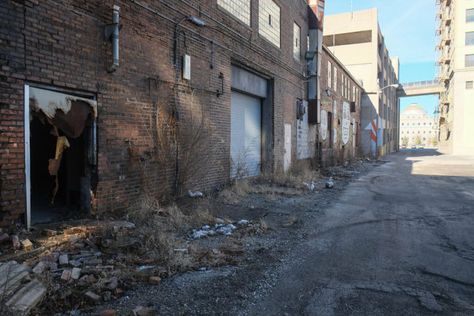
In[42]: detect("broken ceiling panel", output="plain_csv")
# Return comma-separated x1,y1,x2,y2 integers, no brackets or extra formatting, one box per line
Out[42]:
29,87,97,119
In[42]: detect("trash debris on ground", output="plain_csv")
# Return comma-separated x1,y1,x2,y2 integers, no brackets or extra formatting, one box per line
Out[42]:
303,181,317,192
190,220,252,239
325,177,335,189
188,190,204,198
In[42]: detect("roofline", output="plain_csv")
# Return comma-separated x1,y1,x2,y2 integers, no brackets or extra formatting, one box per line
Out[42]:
322,45,364,91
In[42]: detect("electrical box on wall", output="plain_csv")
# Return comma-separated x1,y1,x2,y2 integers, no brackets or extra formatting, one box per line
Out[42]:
183,54,191,80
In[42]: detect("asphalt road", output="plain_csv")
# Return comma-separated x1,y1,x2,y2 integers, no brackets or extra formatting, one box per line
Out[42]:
246,150,474,315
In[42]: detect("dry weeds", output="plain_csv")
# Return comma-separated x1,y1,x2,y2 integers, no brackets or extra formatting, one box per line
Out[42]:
219,165,321,204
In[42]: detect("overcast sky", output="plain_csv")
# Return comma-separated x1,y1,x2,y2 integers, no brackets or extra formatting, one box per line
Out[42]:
325,0,438,115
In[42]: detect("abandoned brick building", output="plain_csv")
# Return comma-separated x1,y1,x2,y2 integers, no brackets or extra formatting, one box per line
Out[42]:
0,0,361,229
319,46,363,166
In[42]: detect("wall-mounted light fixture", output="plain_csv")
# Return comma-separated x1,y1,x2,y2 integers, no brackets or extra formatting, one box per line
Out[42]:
173,16,207,68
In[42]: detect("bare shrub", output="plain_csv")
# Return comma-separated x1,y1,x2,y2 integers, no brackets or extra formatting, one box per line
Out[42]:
219,179,253,204
127,197,218,270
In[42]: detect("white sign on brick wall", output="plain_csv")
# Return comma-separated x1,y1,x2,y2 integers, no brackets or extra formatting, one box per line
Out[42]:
297,100,316,160
342,101,350,145
320,110,328,141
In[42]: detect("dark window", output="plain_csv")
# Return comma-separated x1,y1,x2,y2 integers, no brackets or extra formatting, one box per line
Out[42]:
466,32,474,45
467,81,474,89
466,54,474,67
467,9,474,23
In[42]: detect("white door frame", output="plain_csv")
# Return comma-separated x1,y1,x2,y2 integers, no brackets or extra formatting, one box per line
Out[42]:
24,84,31,229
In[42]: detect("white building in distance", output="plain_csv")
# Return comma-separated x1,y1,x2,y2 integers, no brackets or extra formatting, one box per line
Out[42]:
400,104,439,148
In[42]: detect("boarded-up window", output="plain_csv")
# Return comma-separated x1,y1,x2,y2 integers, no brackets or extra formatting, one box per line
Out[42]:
218,0,251,25
259,0,281,47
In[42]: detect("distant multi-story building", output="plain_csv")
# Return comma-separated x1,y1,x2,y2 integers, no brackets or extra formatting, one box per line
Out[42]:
323,8,400,158
400,104,439,148
436,0,474,155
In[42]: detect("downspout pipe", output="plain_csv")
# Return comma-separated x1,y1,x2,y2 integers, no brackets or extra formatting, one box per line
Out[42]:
107,5,120,73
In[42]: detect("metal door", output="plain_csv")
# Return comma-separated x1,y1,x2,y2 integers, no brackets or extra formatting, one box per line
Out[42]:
231,91,262,178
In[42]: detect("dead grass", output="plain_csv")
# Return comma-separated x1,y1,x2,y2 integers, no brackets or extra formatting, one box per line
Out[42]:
125,196,224,272
261,164,321,190
219,179,254,204
219,165,321,204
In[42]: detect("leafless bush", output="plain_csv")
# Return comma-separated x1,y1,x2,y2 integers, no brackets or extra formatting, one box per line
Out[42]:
262,163,321,190
127,197,217,269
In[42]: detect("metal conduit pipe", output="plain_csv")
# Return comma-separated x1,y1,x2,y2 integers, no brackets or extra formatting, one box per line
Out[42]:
107,5,120,73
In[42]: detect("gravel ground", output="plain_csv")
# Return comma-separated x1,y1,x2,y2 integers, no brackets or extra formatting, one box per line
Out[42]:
82,159,381,315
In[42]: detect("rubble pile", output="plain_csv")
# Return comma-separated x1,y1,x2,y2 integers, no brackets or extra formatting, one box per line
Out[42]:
0,221,152,314
0,212,264,315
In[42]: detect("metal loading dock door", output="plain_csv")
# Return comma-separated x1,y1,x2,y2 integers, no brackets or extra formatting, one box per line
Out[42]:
231,91,262,178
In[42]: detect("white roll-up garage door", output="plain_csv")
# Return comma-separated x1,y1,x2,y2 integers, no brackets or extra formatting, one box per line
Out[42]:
231,91,262,178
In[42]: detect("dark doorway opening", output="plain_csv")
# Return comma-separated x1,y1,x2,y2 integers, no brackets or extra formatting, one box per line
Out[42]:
30,114,95,224
28,87,97,225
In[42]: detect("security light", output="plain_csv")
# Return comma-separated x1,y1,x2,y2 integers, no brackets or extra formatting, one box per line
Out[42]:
187,16,206,27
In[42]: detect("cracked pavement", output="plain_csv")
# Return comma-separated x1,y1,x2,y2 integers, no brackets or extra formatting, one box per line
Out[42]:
93,150,474,315
245,150,474,315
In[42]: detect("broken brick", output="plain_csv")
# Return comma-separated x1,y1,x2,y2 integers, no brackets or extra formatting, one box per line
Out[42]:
149,276,161,284
43,229,58,237
61,269,72,281
21,239,33,251
101,309,117,316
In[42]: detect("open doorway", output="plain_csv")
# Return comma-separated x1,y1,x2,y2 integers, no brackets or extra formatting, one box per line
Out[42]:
26,86,97,227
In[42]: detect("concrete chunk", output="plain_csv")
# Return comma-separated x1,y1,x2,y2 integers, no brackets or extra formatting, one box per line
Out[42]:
32,262,47,274
0,262,30,297
11,235,20,250
85,291,101,302
5,279,46,315
59,254,69,266
71,267,81,280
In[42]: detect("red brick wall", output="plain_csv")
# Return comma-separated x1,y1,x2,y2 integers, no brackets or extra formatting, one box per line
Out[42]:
0,0,309,227
319,47,363,166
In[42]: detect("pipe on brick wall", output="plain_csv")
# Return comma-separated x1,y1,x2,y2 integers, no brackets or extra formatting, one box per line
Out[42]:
107,5,120,73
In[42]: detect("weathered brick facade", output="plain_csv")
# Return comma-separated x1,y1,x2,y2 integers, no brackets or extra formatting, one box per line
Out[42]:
0,0,314,227
319,46,363,166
